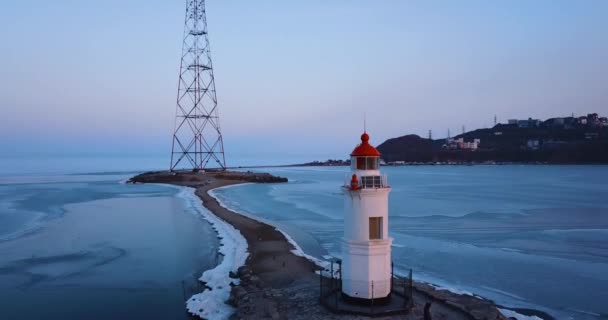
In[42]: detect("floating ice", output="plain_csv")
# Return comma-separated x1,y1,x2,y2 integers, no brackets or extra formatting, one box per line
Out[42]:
175,187,249,320
498,308,544,320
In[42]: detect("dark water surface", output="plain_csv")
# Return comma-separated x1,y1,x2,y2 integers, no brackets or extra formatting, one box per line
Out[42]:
0,175,218,320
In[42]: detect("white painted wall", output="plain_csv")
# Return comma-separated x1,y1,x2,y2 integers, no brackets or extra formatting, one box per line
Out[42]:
342,186,392,299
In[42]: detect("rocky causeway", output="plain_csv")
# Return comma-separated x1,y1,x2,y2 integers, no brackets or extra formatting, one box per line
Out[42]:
130,170,517,320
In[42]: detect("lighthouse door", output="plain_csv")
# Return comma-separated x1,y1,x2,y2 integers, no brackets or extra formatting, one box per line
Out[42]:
369,217,383,240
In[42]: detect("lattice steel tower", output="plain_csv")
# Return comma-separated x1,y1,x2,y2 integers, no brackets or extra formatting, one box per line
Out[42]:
170,0,226,171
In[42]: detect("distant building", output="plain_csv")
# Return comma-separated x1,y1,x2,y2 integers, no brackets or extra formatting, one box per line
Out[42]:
577,113,604,126
507,118,541,128
600,117,608,127
517,118,541,128
588,113,599,125
443,138,480,150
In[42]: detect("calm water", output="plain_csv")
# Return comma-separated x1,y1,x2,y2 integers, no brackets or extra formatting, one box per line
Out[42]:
214,165,608,320
0,172,219,319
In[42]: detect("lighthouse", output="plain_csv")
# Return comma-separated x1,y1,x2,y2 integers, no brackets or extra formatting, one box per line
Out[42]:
341,131,392,302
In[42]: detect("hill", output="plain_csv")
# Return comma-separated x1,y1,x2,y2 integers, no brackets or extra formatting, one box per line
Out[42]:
378,115,608,164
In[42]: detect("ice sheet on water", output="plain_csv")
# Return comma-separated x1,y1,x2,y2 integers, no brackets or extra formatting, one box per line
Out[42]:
174,187,249,320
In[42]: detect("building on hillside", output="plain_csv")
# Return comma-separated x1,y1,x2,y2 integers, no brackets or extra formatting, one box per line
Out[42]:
443,138,480,150
588,113,599,125
508,118,541,128
578,113,605,127
517,118,541,128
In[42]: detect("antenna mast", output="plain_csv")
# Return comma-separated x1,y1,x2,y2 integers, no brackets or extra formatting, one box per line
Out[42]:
170,0,226,171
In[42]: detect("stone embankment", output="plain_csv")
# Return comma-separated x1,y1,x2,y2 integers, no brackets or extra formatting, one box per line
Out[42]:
128,170,288,185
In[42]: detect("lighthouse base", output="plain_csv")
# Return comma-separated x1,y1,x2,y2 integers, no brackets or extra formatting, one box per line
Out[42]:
319,266,413,317
341,291,392,306
319,280,411,317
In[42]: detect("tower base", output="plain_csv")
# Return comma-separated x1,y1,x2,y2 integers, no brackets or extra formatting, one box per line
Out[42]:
341,291,392,306
320,284,411,317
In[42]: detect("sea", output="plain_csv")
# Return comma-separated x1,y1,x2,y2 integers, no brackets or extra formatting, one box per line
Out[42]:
0,156,222,319
212,165,608,320
1,156,607,320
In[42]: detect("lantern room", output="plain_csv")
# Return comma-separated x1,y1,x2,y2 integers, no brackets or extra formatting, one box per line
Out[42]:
349,132,386,189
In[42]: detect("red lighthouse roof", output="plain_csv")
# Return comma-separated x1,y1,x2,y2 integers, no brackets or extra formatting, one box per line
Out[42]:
351,132,381,157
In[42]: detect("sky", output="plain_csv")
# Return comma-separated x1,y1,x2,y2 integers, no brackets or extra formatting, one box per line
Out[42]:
1,0,607,163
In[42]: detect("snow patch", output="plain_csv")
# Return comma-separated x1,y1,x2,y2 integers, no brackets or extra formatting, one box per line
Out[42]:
175,187,249,320
498,308,544,320
428,283,475,297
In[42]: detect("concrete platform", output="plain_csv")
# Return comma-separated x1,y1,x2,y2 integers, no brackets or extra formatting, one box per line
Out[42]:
320,288,412,316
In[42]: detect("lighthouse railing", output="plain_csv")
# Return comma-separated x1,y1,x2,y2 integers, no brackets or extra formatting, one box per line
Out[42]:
344,174,389,189
360,174,388,189
319,266,414,314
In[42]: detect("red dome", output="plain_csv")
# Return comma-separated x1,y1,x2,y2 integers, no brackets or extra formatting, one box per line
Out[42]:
351,132,381,157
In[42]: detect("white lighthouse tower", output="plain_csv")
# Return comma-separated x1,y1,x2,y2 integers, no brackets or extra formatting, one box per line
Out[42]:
341,131,392,302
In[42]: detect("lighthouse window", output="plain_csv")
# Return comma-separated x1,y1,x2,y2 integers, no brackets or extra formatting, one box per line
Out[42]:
356,157,366,170
361,175,382,188
366,157,378,170
369,217,383,240
355,157,378,170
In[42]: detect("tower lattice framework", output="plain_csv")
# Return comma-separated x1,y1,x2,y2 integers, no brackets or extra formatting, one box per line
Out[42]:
171,0,226,171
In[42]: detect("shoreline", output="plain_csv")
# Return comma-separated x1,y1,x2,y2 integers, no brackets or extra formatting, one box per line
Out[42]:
130,171,543,319
226,162,608,170
175,186,249,319
194,179,513,320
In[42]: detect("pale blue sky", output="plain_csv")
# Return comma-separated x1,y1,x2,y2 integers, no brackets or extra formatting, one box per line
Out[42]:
1,0,607,162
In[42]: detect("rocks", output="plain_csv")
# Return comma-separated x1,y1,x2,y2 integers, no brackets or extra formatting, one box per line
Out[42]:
128,170,288,185
215,171,288,183
249,275,262,288
228,285,249,307
413,283,508,320
237,266,252,277
263,300,280,320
